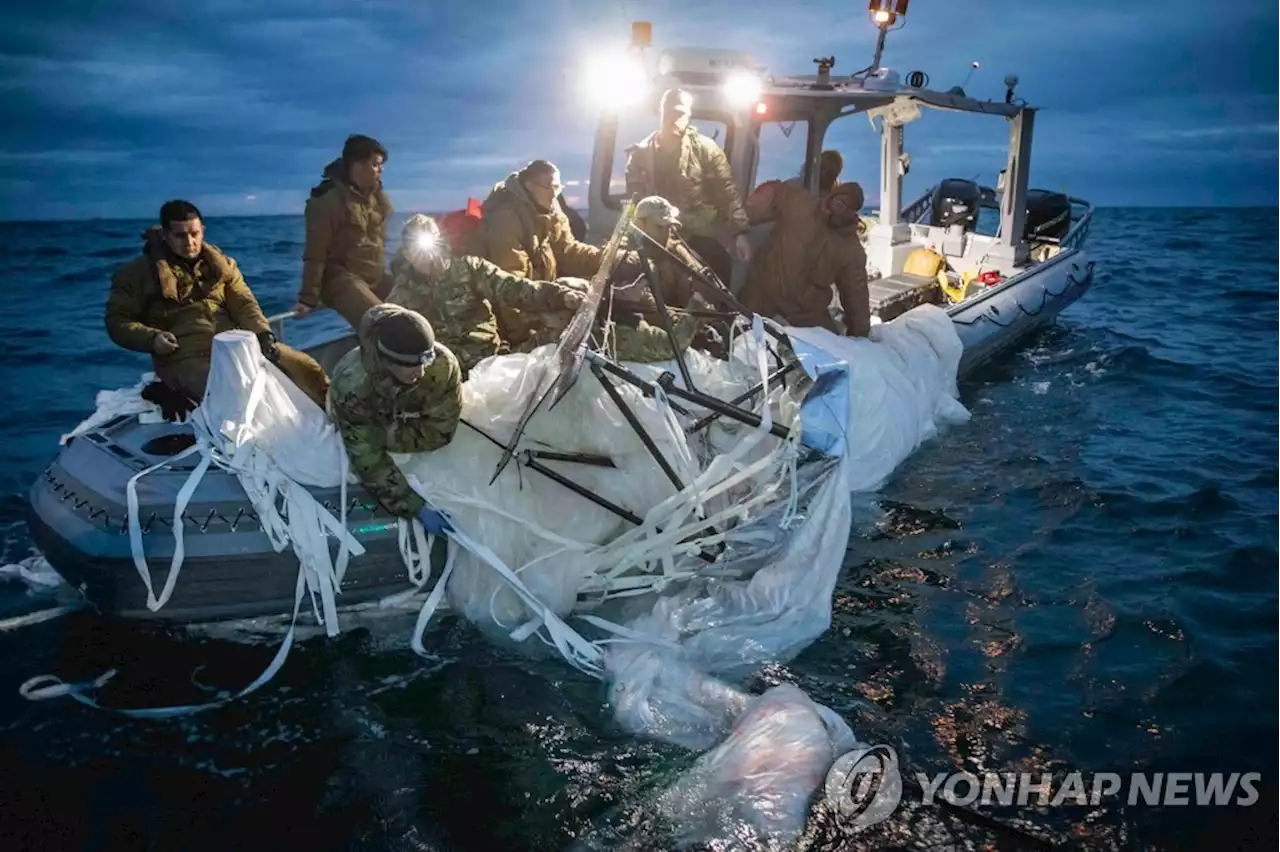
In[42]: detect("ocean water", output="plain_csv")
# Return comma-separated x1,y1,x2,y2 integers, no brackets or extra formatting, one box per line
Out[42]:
0,208,1275,851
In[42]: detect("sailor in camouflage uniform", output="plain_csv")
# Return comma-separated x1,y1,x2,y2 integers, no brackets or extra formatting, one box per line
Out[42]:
387,215,696,378
627,195,715,309
328,304,461,533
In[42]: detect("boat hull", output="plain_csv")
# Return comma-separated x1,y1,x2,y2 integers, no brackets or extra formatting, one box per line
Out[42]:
949,248,1095,378
26,418,440,623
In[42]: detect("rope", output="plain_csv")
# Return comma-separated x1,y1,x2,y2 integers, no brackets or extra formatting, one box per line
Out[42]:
951,262,1092,328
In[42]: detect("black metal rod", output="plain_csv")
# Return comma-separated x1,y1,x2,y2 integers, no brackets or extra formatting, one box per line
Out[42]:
586,354,694,417
520,452,644,525
627,224,749,314
527,449,616,468
592,364,687,494
637,244,696,392
656,375,794,441
464,419,615,468
685,362,799,435
521,453,717,564
466,418,714,563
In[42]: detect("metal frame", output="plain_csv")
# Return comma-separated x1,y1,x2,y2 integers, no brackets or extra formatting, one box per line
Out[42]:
469,218,807,551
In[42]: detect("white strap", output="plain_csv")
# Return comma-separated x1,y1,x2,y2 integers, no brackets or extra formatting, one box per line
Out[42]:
19,565,309,719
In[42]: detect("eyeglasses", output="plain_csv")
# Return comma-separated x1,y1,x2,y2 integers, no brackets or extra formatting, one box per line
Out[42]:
532,180,563,195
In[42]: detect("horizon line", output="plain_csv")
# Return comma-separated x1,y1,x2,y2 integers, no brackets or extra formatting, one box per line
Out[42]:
0,203,1276,226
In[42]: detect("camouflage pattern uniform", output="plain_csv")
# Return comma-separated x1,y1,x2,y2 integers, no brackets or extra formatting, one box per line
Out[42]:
106,228,330,406
328,304,463,518
298,159,395,328
387,252,579,377
387,250,696,377
629,196,711,309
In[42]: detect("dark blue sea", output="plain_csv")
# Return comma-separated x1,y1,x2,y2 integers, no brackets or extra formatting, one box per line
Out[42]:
0,209,1275,851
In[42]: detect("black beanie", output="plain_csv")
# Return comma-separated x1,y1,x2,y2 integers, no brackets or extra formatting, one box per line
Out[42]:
375,311,436,365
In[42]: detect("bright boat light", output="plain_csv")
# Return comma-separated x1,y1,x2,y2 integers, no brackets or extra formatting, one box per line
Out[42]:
722,71,763,109
583,53,649,112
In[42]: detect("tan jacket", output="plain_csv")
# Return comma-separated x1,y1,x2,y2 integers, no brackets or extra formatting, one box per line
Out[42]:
298,159,394,307
464,173,602,281
106,230,272,369
738,180,870,336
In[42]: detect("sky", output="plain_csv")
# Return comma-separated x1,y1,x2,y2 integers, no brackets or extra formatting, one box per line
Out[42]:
0,0,1275,221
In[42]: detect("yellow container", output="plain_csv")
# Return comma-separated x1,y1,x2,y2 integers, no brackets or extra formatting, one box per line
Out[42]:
904,247,945,278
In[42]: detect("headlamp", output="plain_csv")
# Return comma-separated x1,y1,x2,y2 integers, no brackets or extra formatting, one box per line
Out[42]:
377,341,437,367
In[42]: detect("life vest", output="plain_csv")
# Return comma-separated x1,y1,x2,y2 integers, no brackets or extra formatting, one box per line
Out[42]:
437,197,483,256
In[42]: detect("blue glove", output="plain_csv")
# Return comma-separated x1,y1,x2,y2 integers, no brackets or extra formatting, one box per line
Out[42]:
417,506,454,536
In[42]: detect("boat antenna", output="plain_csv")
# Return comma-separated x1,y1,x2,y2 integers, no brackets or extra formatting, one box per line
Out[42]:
852,0,909,79
947,61,980,97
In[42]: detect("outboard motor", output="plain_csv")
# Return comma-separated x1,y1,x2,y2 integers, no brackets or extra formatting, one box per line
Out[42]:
929,178,983,256
1024,189,1072,241
928,179,983,230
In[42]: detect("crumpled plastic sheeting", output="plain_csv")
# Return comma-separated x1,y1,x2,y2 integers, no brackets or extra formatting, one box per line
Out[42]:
395,346,759,633
652,684,860,850
589,305,967,848
60,372,165,445
786,304,971,494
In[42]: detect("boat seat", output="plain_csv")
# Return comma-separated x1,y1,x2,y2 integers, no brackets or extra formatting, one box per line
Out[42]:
869,272,943,321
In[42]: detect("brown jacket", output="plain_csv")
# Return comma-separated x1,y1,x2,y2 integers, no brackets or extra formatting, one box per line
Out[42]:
738,181,870,336
298,159,394,307
464,173,602,281
105,230,271,369
624,127,750,238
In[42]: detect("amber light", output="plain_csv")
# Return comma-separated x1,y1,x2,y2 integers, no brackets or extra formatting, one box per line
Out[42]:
868,0,909,26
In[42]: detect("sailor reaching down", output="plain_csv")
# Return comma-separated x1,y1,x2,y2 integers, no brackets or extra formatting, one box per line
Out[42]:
328,304,461,536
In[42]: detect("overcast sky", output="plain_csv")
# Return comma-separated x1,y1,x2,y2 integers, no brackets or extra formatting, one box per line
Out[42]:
0,0,1274,220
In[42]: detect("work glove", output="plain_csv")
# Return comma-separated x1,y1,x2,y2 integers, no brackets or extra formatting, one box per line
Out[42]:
256,331,281,363
417,505,454,536
141,380,199,423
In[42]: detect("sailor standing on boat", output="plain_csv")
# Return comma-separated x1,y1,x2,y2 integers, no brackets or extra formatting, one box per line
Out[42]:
291,135,395,329
624,88,753,288
104,199,331,410
328,304,461,535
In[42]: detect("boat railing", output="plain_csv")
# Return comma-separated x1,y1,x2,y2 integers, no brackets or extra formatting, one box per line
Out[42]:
1057,198,1093,252
266,311,298,343
901,187,934,224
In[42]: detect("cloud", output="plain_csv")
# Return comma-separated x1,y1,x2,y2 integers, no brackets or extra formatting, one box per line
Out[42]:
1135,123,1279,142
0,0,1275,219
